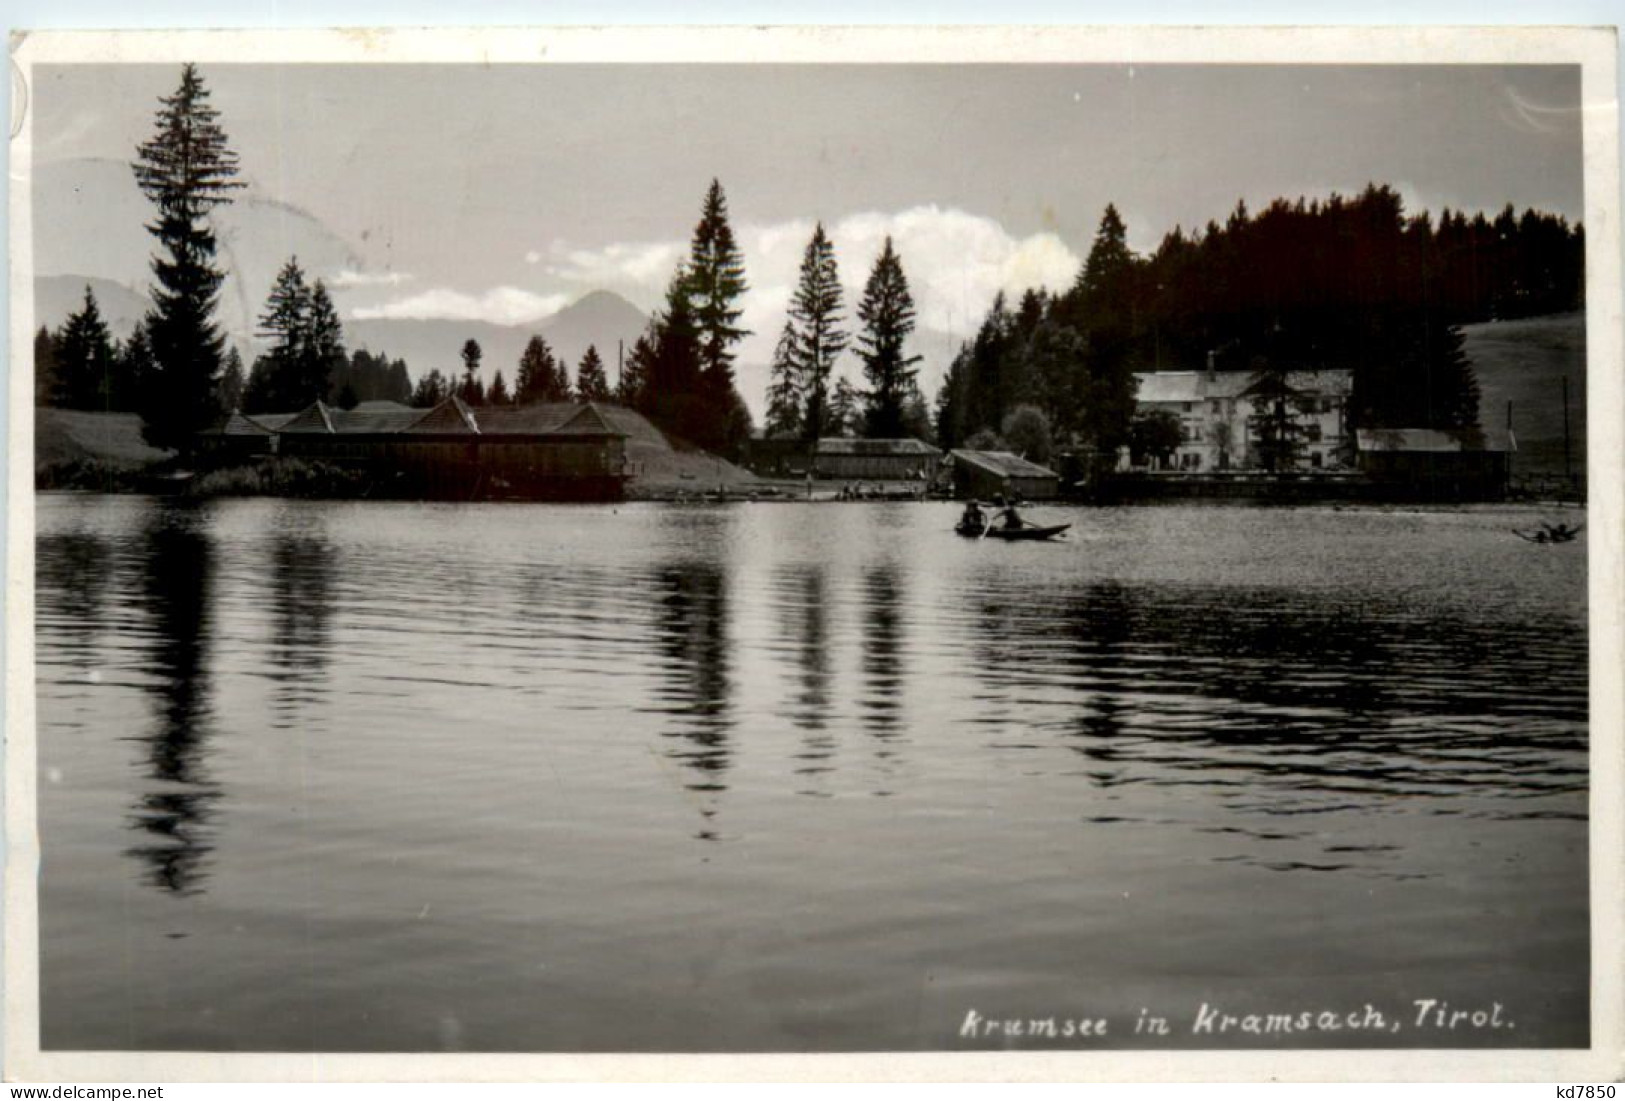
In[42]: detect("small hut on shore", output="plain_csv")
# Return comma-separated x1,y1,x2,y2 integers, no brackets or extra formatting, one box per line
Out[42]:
1355,428,1507,501
947,449,1060,500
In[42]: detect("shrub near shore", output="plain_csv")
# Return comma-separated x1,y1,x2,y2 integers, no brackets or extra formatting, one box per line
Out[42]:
186,457,366,498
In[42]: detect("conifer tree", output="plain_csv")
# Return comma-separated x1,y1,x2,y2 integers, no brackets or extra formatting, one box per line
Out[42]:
764,321,803,439
1072,203,1135,305
1243,354,1306,473
787,223,847,444
53,287,117,410
828,376,861,437
131,63,243,451
550,354,574,402
575,344,611,402
255,258,311,407
965,292,1014,437
1068,204,1143,455
459,339,485,405
116,322,158,413
515,335,563,403
934,344,973,448
650,265,702,399
34,326,59,407
410,368,449,407
487,368,511,406
388,359,413,404
619,328,657,409
216,346,245,411
685,179,751,398
854,236,922,438
304,280,346,403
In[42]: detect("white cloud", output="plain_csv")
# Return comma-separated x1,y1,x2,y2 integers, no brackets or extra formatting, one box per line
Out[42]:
349,286,570,326
541,207,1083,417
329,269,415,289
545,240,686,293
542,204,1081,365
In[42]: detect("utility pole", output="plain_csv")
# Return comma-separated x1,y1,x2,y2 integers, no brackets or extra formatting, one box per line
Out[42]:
1562,376,1572,488
617,340,624,393
1506,399,1515,496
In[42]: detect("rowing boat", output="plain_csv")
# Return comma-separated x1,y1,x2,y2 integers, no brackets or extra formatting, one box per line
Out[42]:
955,521,1071,541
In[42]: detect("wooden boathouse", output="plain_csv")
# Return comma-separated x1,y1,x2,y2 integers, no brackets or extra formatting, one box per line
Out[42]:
947,449,1062,500
198,397,631,500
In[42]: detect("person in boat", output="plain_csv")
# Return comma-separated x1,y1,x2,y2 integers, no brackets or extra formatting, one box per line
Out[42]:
960,499,988,533
993,493,1025,531
1514,521,1584,543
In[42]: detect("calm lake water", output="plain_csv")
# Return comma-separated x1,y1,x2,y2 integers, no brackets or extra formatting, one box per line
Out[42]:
33,494,1589,1051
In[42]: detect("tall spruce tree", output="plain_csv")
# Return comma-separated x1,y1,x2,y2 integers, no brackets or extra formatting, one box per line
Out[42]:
53,287,117,410
854,236,922,438
575,345,611,402
458,339,485,405
1069,204,1143,455
764,321,803,439
686,179,751,398
131,63,243,452
305,280,346,403
254,257,312,408
515,335,564,403
619,328,657,409
787,223,847,444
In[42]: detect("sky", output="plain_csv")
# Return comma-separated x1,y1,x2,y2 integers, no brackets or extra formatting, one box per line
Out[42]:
30,61,1585,401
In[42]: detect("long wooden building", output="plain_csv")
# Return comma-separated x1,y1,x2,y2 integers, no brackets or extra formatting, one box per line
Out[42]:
198,397,631,500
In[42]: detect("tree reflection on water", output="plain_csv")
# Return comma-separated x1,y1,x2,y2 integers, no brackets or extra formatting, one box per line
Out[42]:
125,504,221,896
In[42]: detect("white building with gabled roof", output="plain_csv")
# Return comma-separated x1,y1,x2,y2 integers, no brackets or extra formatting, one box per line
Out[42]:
1132,366,1354,471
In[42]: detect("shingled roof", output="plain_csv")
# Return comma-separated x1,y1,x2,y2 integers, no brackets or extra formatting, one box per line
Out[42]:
277,401,338,434
550,403,624,437
950,449,1059,479
1134,369,1353,404
329,407,432,434
405,395,482,434
1356,428,1464,453
219,399,630,441
201,411,280,437
814,437,940,457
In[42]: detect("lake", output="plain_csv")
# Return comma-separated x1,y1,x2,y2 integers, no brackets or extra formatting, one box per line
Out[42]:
32,494,1589,1051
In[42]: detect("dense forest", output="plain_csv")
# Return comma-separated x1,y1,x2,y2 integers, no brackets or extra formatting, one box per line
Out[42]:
935,186,1585,457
